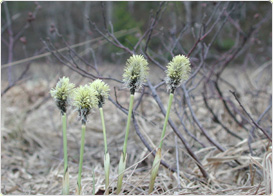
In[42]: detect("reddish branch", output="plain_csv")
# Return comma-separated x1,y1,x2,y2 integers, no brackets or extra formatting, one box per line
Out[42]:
2,2,41,94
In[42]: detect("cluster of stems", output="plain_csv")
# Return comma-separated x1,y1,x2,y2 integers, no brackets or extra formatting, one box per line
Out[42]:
50,54,189,195
51,78,111,195
75,80,110,195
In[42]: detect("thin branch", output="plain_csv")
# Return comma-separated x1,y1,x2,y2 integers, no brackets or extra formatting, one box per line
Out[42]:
248,101,272,155
214,80,249,131
132,114,176,173
182,84,225,152
230,90,272,142
202,92,243,141
173,97,207,147
148,80,208,179
144,1,166,53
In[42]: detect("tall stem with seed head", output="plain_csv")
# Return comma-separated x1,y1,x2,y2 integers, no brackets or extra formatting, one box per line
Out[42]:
73,85,98,195
117,54,149,194
90,79,111,194
50,77,75,195
149,55,191,193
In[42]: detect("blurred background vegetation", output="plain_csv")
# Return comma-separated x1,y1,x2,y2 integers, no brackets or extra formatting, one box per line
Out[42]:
1,1,272,69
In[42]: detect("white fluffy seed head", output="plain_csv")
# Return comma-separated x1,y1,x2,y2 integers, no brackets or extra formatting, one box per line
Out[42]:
89,79,110,107
165,55,191,93
73,85,98,124
50,76,75,114
122,54,149,94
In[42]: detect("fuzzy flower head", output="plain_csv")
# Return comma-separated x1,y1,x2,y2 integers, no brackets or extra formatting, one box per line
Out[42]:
73,85,98,124
123,54,149,94
50,76,75,114
89,79,110,107
165,55,191,93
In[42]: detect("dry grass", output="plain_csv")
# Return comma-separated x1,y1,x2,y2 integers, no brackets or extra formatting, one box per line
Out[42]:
1,63,272,195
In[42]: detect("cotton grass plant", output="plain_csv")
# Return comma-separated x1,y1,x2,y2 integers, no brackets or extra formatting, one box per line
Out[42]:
49,56,189,195
116,54,149,194
90,79,111,194
73,85,98,195
50,76,75,195
148,55,191,193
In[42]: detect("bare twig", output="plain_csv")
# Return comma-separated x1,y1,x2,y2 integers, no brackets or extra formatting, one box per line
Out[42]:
248,101,272,155
144,1,166,53
148,80,208,179
182,84,225,152
202,92,243,141
230,90,272,142
132,114,176,172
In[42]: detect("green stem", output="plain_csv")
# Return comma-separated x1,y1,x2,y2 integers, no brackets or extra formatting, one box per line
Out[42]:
116,94,134,194
148,148,162,194
77,123,86,191
159,93,174,149
104,152,110,195
62,113,69,195
62,113,68,172
100,107,110,194
122,94,134,155
149,93,174,194
99,107,108,154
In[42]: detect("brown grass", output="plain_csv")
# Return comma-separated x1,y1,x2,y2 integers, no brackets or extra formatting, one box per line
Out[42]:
1,63,272,195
